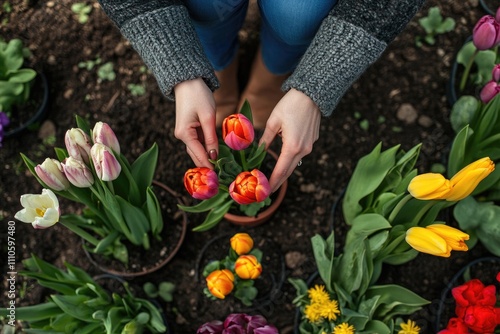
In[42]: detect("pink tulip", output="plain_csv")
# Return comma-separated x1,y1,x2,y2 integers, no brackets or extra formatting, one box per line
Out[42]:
222,114,255,150
492,64,500,82
62,157,94,188
183,167,219,200
93,121,120,154
480,80,500,103
65,128,92,164
229,169,271,205
473,15,500,50
91,143,122,181
196,321,223,334
35,158,70,191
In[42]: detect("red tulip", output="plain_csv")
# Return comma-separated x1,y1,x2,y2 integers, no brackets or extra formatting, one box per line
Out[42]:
184,167,219,200
229,169,271,205
463,305,498,333
438,317,470,334
222,114,255,150
473,15,500,50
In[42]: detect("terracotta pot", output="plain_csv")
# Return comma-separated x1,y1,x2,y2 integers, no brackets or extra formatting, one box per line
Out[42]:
84,180,188,278
4,71,49,138
223,149,288,227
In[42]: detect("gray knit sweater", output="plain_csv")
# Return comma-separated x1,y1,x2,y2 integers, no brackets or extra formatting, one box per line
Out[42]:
98,0,425,117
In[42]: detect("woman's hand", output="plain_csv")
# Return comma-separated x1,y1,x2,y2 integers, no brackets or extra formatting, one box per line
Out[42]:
174,78,219,168
259,88,321,192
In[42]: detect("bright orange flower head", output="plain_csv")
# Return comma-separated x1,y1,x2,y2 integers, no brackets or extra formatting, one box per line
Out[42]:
222,114,255,150
230,233,254,255
229,169,271,205
234,254,262,280
206,269,234,299
184,167,219,200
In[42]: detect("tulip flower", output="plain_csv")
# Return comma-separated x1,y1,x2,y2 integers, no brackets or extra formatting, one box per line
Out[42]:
229,169,271,205
463,305,499,333
91,143,121,181
426,224,469,251
222,114,255,150
408,157,495,201
480,80,500,104
230,233,254,255
62,157,94,188
35,158,70,191
405,226,452,257
65,128,92,164
196,321,224,334
206,269,234,299
406,225,469,257
472,15,500,50
184,167,219,200
93,121,120,154
438,317,470,334
234,254,262,280
492,64,500,82
14,189,60,229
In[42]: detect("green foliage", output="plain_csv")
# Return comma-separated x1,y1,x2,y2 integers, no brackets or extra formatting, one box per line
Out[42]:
78,57,101,70
450,95,480,133
457,41,497,90
0,255,167,333
71,2,92,24
143,282,175,302
97,62,116,82
128,83,146,96
0,38,37,114
416,6,456,47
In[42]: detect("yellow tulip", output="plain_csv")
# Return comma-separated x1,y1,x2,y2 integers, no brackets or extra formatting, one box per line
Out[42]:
206,269,234,299
426,224,469,251
230,233,254,255
234,254,262,280
405,227,452,257
408,157,495,201
447,157,495,201
407,173,452,200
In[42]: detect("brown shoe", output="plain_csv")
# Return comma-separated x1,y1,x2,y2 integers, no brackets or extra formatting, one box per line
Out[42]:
239,48,289,129
214,57,240,127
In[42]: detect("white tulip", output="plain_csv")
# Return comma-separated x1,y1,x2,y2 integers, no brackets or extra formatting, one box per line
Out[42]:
14,189,60,229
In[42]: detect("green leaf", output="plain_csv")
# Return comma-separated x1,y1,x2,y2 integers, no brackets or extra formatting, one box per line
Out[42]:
311,233,336,291
1,302,61,322
2,39,24,72
130,143,158,203
8,68,36,83
288,278,308,296
345,213,392,245
143,282,158,298
447,125,470,176
50,295,97,322
192,200,233,232
146,186,163,236
178,191,229,213
75,114,91,136
450,95,479,133
94,230,120,254
116,196,150,246
239,99,253,124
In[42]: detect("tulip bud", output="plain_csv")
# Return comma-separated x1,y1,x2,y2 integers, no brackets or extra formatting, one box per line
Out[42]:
408,173,452,200
425,224,469,251
91,143,122,181
405,226,451,257
492,64,500,82
234,254,262,280
496,6,500,23
480,80,500,104
229,169,271,205
35,158,70,191
14,189,60,229
184,167,219,200
93,121,120,154
463,305,498,333
230,233,254,255
473,15,500,50
223,313,247,327
196,321,224,334
222,114,255,150
245,315,270,332
448,157,495,201
206,269,234,299
253,326,279,334
65,128,92,164
62,157,94,188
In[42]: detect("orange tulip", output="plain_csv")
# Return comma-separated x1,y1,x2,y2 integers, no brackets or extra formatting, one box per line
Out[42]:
229,169,271,205
222,114,255,150
230,233,254,255
234,254,262,280
206,269,234,299
184,167,219,200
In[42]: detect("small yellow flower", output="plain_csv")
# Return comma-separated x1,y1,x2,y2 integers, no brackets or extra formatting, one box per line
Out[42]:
333,322,355,334
308,285,330,304
398,319,420,334
304,302,323,323
320,299,340,321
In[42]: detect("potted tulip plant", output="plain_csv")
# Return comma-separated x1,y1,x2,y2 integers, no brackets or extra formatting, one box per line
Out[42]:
15,115,187,276
179,101,287,231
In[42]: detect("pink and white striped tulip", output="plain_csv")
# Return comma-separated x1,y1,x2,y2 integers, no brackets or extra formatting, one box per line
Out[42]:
93,121,120,154
65,128,92,164
91,143,122,181
35,158,70,191
62,157,94,188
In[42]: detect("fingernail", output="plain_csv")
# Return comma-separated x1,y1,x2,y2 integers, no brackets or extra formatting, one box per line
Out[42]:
209,149,217,160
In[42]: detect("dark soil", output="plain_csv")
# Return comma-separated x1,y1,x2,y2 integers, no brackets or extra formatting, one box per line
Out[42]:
0,1,497,333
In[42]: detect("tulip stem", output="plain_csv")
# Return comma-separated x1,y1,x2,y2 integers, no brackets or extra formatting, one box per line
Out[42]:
60,218,100,246
459,49,478,91
239,150,248,171
107,181,115,194
411,201,435,225
477,133,500,149
388,194,413,223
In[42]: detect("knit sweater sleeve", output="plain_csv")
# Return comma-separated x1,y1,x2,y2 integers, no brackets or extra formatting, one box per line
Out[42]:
282,0,426,117
97,0,219,100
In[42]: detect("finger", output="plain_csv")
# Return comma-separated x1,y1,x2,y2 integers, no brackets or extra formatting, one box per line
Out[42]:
259,124,279,150
268,151,302,193
199,114,219,160
185,140,212,168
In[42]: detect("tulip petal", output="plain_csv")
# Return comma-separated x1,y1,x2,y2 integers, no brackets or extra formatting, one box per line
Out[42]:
408,173,452,200
406,227,451,257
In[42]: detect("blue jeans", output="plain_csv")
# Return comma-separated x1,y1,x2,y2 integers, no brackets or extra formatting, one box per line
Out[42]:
184,0,337,74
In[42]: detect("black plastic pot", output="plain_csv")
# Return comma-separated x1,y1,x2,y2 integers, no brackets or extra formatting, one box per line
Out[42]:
4,71,49,138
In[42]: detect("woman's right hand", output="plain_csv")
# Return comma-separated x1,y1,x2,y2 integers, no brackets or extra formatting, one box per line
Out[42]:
173,78,219,169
